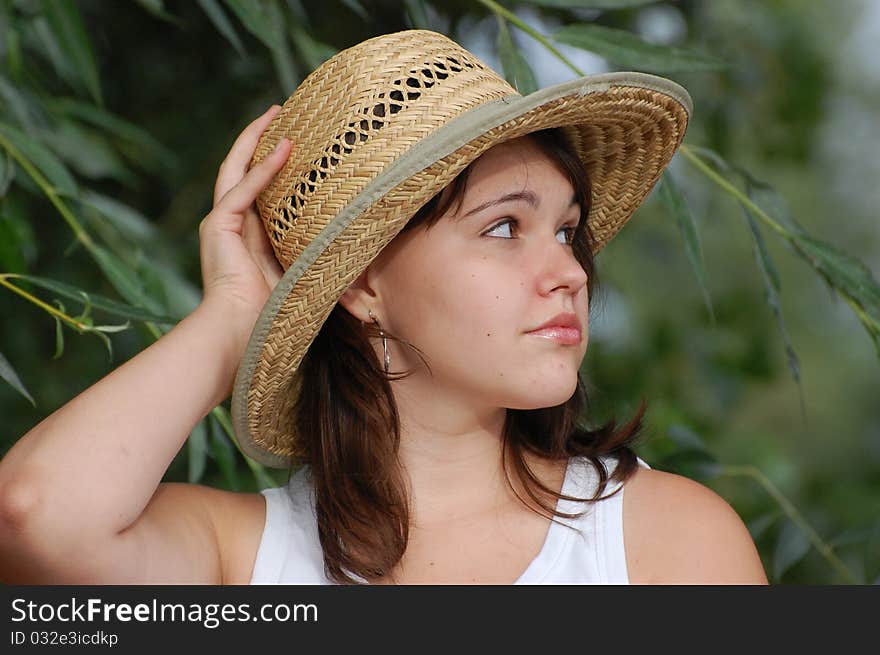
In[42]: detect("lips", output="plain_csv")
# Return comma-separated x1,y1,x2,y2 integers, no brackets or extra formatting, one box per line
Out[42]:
527,312,581,333
526,312,582,345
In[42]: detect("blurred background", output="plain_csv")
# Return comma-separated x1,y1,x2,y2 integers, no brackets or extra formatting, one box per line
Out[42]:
1,0,878,583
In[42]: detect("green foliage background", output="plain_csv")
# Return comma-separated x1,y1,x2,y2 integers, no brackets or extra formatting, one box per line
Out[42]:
1,0,878,584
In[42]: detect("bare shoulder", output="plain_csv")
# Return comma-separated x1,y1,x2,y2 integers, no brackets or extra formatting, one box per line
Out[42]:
622,466,768,584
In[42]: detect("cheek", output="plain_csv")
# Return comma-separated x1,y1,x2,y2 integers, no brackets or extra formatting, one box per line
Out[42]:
408,258,524,343
445,260,527,341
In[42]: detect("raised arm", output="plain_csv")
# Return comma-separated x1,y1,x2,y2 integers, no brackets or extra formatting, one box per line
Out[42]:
0,105,291,584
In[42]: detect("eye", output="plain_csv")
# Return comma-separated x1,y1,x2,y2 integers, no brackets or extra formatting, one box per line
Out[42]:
483,218,577,246
483,218,517,239
559,225,577,246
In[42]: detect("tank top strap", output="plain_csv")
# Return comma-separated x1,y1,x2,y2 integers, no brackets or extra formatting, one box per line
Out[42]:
540,454,649,584
591,454,650,584
250,466,328,584
249,486,295,584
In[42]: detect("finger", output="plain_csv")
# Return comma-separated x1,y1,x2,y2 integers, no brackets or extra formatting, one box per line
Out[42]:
262,257,284,288
243,207,282,273
213,104,283,205
240,207,284,287
242,207,267,255
213,104,281,205
242,206,264,258
215,138,291,215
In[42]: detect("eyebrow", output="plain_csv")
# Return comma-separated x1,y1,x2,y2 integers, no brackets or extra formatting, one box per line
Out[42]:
457,190,579,221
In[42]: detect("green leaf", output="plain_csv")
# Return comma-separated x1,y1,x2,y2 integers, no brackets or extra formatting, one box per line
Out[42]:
828,523,875,549
739,172,880,357
0,196,37,270
90,244,166,318
658,172,714,322
288,24,337,72
63,235,83,259
188,419,209,483
518,0,659,8
209,414,241,491
686,145,734,175
222,0,283,51
741,204,802,388
5,23,23,79
657,448,721,481
793,236,880,315
223,0,297,91
0,150,13,196
743,208,781,295
684,147,880,359
689,460,723,480
0,121,79,198
0,213,27,274
79,190,161,244
45,97,178,173
28,16,77,93
266,5,298,92
747,511,780,541
51,300,65,359
90,329,115,362
666,423,712,453
340,0,369,21
553,23,725,73
773,518,811,580
741,173,807,239
496,17,538,95
133,0,184,26
138,255,202,318
92,321,132,333
793,234,880,356
196,0,247,58
0,350,35,406
72,291,92,323
35,119,137,185
39,0,103,106
77,192,200,319
210,406,280,490
0,73,38,130
251,463,279,491
403,0,430,29
284,0,309,24
138,258,172,313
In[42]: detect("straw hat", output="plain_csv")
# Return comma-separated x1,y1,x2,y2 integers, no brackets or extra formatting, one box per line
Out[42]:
230,29,692,468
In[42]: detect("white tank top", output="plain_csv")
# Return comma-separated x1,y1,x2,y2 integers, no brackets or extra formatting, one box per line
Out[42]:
250,454,650,584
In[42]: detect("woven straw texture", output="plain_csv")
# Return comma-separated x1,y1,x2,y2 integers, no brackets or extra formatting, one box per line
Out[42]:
232,30,691,467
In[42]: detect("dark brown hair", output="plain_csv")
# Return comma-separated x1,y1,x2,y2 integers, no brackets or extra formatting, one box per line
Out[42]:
294,127,647,584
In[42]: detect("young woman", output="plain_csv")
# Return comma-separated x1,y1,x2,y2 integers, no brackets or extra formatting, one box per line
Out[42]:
0,30,767,585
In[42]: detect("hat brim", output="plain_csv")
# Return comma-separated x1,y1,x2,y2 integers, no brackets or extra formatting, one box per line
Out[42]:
232,71,692,468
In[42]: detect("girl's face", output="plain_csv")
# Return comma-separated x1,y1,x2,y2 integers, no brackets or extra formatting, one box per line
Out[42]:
363,135,590,410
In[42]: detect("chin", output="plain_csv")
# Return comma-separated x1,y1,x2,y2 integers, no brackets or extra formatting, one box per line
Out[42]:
504,376,579,410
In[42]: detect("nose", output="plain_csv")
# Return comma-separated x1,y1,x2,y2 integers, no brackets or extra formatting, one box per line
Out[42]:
533,234,589,298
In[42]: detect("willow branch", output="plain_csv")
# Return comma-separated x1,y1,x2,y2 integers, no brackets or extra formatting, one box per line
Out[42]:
720,465,859,584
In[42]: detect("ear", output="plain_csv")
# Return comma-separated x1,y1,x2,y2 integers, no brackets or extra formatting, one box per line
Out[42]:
337,264,379,324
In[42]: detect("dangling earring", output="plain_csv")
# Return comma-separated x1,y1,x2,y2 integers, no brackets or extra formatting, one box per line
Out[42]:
368,308,391,374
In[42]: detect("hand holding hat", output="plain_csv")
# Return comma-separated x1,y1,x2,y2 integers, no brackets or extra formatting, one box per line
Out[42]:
198,104,292,358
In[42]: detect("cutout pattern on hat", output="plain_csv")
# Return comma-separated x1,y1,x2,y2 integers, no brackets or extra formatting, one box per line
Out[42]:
259,34,500,270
